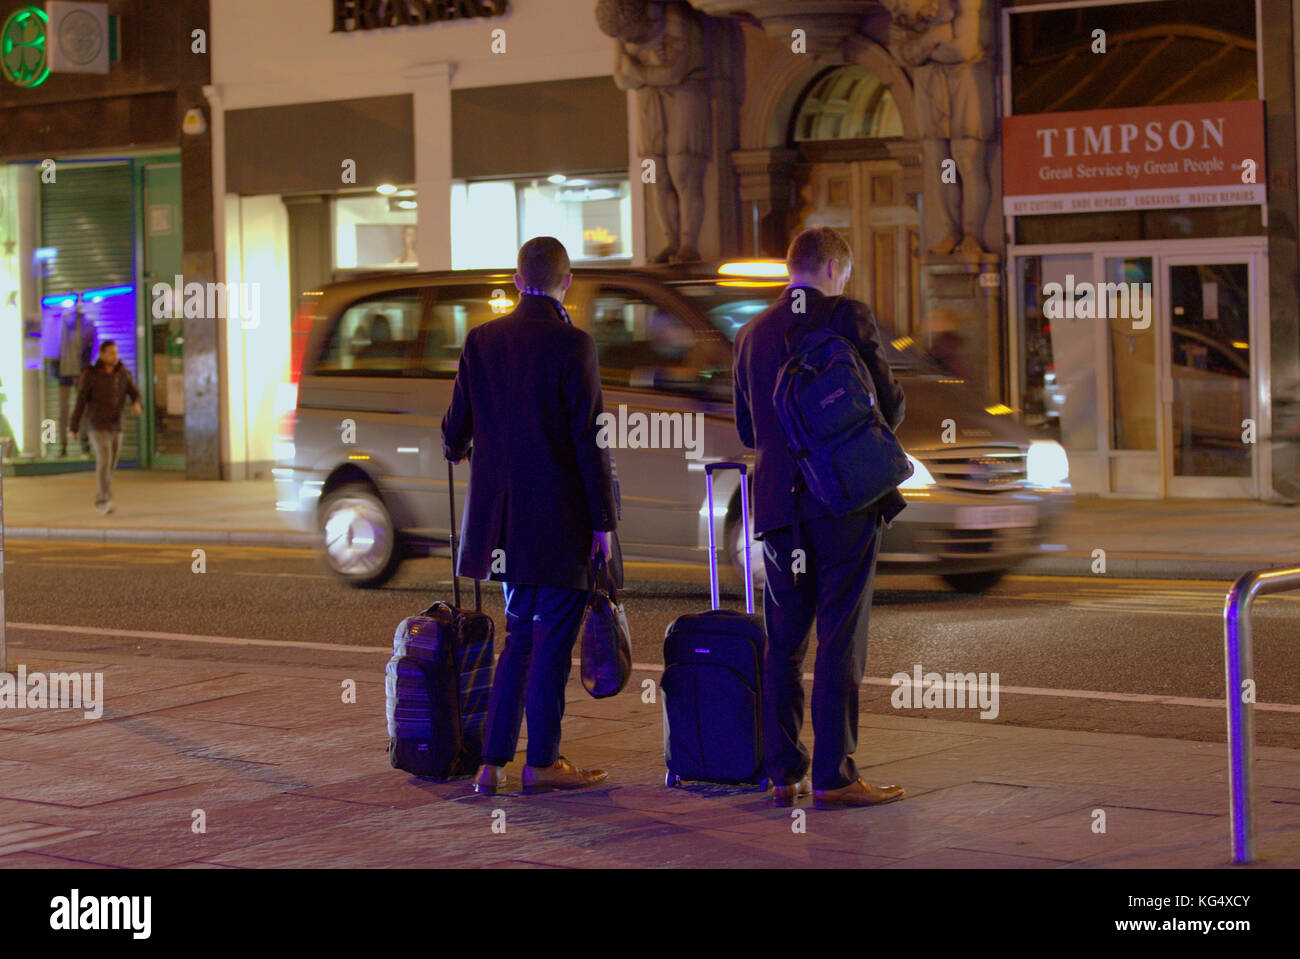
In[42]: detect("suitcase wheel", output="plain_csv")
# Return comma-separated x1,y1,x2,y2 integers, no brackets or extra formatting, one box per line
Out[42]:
665,772,680,788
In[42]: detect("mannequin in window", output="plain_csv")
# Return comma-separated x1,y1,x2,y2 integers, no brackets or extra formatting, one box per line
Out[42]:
391,225,418,266
55,308,96,457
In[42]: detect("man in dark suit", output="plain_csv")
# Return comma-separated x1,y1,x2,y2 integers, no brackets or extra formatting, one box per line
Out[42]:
442,237,618,795
732,226,908,809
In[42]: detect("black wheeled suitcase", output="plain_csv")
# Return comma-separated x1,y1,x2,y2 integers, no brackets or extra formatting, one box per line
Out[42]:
661,461,768,788
385,461,495,779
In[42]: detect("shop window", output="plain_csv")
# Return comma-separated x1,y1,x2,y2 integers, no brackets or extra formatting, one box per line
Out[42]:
1009,0,1257,114
451,175,631,270
1017,253,1098,450
1106,257,1157,452
1015,206,1262,245
315,291,422,376
421,284,509,377
1168,262,1251,477
334,192,418,271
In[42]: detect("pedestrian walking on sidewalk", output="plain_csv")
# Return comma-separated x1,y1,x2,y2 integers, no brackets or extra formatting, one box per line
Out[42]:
69,341,141,515
732,226,909,809
442,236,620,796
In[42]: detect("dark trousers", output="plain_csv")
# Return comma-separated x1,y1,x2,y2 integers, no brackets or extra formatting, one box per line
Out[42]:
760,507,882,791
482,582,587,768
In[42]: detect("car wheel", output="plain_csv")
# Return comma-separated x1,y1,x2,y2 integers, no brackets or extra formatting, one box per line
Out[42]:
318,482,400,588
941,570,1006,593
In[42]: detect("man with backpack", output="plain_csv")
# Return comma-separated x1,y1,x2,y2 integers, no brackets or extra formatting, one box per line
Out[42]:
732,226,908,809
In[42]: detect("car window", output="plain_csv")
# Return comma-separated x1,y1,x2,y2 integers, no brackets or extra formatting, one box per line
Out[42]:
590,287,697,386
422,284,512,376
673,280,954,378
670,281,774,342
315,291,422,375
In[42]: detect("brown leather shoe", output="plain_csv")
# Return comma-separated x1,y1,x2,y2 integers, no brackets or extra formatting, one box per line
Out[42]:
521,757,608,793
771,776,812,807
813,778,905,809
472,764,507,795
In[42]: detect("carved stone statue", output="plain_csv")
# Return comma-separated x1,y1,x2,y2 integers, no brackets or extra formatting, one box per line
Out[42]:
597,0,712,263
883,0,995,258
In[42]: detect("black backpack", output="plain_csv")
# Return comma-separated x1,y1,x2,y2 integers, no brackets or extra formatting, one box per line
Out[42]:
773,296,912,513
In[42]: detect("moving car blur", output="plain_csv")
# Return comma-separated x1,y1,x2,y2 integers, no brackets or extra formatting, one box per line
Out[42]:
274,261,1073,592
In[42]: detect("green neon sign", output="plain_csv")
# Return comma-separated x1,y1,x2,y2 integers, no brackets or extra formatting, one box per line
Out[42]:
1,7,49,89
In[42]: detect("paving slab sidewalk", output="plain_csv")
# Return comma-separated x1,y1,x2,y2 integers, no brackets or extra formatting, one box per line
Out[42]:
0,647,1296,869
4,470,1300,578
0,470,314,547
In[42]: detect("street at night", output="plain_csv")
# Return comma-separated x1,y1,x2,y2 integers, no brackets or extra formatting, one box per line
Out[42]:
7,540,1300,748
3,0,1300,942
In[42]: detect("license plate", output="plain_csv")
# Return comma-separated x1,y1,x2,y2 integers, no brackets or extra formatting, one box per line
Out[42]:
953,505,1038,529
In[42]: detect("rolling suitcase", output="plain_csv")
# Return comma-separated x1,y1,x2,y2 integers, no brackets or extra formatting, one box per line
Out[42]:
385,460,495,779
661,461,768,788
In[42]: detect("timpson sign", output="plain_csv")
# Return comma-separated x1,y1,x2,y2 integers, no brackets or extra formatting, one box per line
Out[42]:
1002,100,1266,215
332,0,509,32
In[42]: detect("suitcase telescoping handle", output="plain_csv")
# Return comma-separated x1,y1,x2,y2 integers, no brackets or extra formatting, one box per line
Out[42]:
447,459,482,612
704,461,754,615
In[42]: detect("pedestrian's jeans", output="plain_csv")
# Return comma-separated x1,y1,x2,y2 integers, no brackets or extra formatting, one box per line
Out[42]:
87,428,122,508
481,581,588,769
760,507,883,792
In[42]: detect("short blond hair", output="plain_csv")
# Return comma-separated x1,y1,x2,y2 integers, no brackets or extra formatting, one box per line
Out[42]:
786,227,852,277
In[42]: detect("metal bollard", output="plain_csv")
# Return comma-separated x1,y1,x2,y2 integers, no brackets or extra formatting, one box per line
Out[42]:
1222,565,1300,864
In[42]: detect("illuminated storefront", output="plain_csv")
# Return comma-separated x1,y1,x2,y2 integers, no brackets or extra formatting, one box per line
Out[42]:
1003,0,1297,500
0,0,213,475
209,0,635,478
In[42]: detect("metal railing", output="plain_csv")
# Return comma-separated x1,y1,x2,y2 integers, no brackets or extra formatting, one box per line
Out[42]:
1222,565,1300,864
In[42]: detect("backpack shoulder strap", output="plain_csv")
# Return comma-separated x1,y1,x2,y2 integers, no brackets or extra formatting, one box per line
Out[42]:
783,292,842,354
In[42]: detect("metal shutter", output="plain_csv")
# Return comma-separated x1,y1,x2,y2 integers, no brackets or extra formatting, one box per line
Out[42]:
40,163,141,464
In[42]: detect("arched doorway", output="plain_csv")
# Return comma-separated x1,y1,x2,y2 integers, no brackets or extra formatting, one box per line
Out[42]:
787,64,922,337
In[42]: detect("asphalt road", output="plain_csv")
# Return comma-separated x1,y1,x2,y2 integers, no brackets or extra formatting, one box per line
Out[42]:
4,539,1299,747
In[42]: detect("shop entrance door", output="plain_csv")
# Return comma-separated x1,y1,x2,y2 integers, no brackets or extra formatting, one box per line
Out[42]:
1103,250,1261,497
791,159,920,336
1160,253,1259,498
1014,242,1265,498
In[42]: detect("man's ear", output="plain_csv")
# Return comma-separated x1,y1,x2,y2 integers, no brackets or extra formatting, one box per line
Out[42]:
560,273,573,294
513,273,526,292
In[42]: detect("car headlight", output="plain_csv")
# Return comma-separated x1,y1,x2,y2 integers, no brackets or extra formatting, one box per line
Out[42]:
1026,440,1070,486
899,453,935,489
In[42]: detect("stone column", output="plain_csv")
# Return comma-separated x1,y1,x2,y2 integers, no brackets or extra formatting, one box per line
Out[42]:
179,83,221,480
405,62,455,272
731,147,799,257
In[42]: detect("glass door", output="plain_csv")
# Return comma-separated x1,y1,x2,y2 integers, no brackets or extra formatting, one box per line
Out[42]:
1160,254,1257,498
1103,255,1158,495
